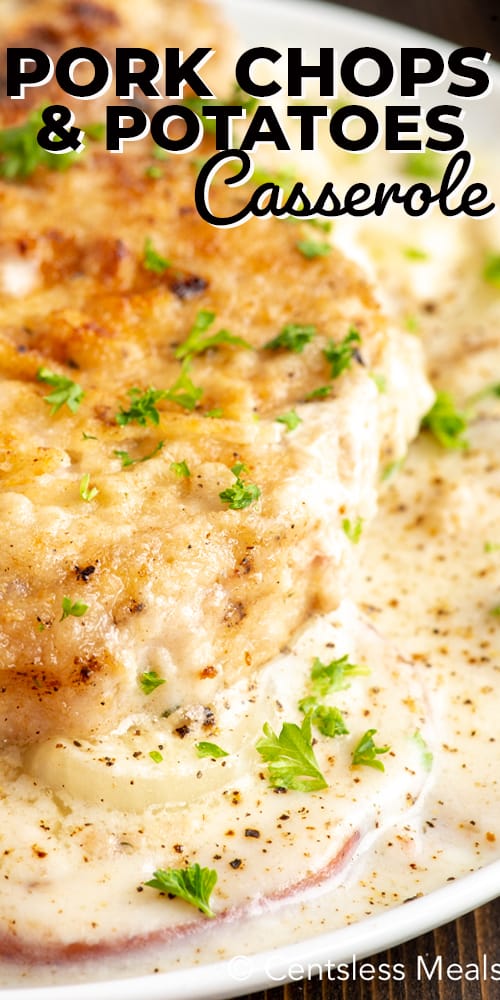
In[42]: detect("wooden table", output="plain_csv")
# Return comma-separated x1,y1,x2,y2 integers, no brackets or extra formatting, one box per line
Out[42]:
237,3,500,999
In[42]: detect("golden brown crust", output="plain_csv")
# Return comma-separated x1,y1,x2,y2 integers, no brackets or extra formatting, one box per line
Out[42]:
0,141,431,744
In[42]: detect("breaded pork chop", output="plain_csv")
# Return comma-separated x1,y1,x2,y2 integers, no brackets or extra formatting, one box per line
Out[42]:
0,137,432,743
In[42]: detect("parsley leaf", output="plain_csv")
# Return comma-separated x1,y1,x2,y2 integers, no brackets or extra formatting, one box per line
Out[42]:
296,239,332,259
309,654,370,697
145,164,164,180
287,216,332,233
256,715,328,792
0,109,80,179
250,164,297,195
37,367,85,415
143,237,171,274
196,741,229,758
175,310,251,360
342,517,363,544
412,730,433,772
264,323,316,354
145,863,218,918
351,728,390,771
298,700,349,738
116,387,166,427
149,750,163,763
405,315,420,333
84,122,106,142
381,456,405,482
204,408,224,419
170,460,191,478
165,359,203,411
60,597,88,621
323,328,362,379
139,670,166,695
404,149,443,180
114,440,164,468
79,473,99,502
421,391,469,450
369,372,387,393
404,246,429,261
276,409,302,432
483,253,500,288
306,384,333,401
219,464,261,510
467,383,500,407
484,541,500,553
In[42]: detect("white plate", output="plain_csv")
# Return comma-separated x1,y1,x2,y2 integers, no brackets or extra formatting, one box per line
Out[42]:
3,3,499,998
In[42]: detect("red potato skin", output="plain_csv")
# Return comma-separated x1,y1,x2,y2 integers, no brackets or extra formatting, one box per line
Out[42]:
0,832,360,965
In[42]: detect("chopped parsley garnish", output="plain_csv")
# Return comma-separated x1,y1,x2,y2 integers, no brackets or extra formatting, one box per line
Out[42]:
196,741,229,759
175,309,251,360
287,216,332,234
352,728,390,771
484,541,500,553
381,456,405,482
139,670,166,695
483,253,500,288
299,700,349,738
404,149,443,180
204,408,224,419
143,237,171,274
79,473,99,502
342,516,363,544
84,122,106,142
165,359,203,411
296,239,332,259
145,863,218,918
467,382,500,407
264,323,316,354
153,146,169,161
149,750,163,763
412,730,433,772
60,597,88,621
306,384,333,401
145,164,163,180
491,605,500,617
309,654,370,697
404,246,429,261
369,371,387,393
276,409,302,432
250,164,297,194
37,367,85,415
0,109,80,179
323,328,362,379
405,315,420,333
256,715,328,792
170,460,191,478
114,440,164,468
219,464,261,510
231,462,248,476
421,391,469,450
116,388,167,427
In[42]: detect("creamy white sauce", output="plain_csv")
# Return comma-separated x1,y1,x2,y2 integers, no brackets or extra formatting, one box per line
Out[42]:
1,109,500,997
